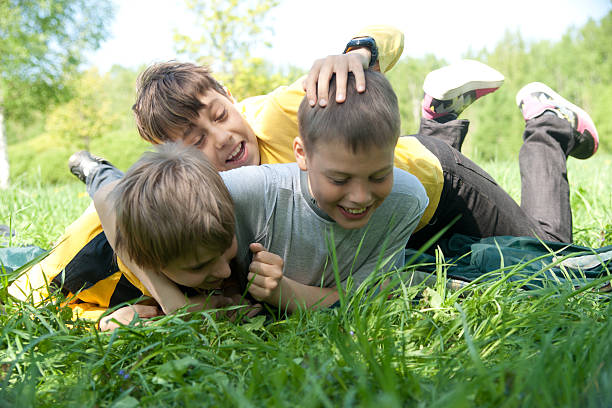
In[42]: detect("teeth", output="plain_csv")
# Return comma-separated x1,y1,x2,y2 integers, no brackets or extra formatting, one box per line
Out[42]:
228,143,242,161
343,207,367,214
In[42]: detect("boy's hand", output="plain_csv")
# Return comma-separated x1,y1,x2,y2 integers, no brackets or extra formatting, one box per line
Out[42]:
303,48,373,107
99,304,161,331
247,243,284,304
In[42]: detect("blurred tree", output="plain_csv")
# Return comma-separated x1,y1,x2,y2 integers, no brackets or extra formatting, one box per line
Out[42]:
387,55,447,135
44,69,119,151
174,0,302,98
0,0,114,188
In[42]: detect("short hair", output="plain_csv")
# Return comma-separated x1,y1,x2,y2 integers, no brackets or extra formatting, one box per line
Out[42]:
132,61,227,144
113,142,235,271
297,70,400,154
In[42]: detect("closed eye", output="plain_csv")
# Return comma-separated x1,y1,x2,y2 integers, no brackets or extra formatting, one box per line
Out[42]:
328,177,348,185
193,134,206,147
370,170,392,183
370,174,390,183
215,109,227,122
187,258,216,272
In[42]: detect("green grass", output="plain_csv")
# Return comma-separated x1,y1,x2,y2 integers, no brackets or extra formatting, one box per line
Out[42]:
1,156,611,407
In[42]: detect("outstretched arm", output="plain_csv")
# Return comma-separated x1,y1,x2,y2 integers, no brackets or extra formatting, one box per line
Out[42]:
94,181,190,315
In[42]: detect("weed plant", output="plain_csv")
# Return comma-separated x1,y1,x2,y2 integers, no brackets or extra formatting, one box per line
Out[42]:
1,155,611,407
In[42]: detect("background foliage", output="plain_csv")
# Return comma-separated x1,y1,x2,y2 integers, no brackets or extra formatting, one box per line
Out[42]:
4,6,612,183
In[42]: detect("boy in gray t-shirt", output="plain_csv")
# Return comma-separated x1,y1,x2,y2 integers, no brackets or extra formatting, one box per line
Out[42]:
94,70,428,315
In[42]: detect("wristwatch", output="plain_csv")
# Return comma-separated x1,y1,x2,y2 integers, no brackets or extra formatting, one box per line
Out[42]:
343,36,379,68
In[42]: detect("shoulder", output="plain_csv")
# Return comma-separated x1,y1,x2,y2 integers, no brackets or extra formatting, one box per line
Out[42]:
221,163,300,194
389,168,429,209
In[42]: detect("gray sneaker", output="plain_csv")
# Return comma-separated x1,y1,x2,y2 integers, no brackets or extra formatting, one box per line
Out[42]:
68,151,112,183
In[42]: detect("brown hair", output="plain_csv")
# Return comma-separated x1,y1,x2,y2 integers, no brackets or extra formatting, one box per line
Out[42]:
113,142,235,270
132,61,227,144
297,70,400,154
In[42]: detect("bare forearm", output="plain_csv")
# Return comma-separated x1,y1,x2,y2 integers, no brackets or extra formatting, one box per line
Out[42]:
273,277,339,313
93,181,188,314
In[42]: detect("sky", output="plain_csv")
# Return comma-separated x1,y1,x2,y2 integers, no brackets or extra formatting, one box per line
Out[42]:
86,0,611,73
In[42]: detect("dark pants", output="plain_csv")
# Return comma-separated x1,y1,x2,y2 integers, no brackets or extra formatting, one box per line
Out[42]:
86,163,124,199
87,114,574,249
407,114,572,251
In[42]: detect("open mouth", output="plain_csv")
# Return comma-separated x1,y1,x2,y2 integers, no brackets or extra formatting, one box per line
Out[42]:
200,279,224,290
226,141,247,164
338,204,373,220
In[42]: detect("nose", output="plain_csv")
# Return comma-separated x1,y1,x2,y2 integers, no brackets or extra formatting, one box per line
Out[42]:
211,128,233,150
347,180,373,206
212,260,232,280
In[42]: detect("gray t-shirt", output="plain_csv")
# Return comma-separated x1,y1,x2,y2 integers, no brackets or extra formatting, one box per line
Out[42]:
221,163,428,290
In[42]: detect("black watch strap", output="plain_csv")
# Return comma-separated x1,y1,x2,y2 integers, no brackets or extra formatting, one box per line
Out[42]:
343,36,378,68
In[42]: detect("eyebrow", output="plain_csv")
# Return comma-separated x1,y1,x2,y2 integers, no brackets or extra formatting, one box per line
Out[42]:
184,257,215,271
327,165,393,177
180,97,218,137
182,123,195,137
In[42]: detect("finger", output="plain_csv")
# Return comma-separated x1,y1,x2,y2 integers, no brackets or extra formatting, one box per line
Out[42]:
350,58,367,93
247,283,275,302
250,259,283,279
247,271,280,291
251,250,283,267
334,59,349,103
132,304,161,318
246,303,263,318
316,58,335,107
249,242,266,254
304,59,323,106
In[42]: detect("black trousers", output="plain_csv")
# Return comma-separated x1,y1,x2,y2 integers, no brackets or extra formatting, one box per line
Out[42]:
408,114,573,251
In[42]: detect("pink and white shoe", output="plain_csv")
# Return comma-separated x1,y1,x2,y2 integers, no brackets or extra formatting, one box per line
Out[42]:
422,59,504,121
516,82,599,159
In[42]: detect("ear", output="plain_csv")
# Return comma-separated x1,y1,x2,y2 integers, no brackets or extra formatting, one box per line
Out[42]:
293,137,308,171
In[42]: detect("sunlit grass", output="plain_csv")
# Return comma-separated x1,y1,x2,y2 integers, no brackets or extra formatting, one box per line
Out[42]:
1,155,611,406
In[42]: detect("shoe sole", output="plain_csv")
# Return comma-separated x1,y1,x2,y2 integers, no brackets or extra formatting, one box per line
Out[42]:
423,59,505,100
516,82,599,157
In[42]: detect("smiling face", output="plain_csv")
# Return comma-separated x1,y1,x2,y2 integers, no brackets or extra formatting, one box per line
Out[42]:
161,237,238,291
170,90,260,171
294,137,395,229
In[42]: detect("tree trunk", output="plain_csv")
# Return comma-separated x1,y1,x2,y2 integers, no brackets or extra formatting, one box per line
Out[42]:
0,102,9,189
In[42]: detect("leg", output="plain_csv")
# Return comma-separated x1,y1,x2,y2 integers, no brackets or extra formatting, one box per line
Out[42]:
409,82,600,251
85,162,124,199
418,118,470,152
516,82,600,242
68,151,124,198
519,114,573,242
408,135,550,251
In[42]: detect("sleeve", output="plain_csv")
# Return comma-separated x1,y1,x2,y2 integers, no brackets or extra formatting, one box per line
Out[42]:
221,165,277,242
351,24,404,73
8,203,105,304
240,79,304,165
67,302,108,324
221,165,279,288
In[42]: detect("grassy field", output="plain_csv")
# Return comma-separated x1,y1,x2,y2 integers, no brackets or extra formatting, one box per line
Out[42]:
1,155,611,407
